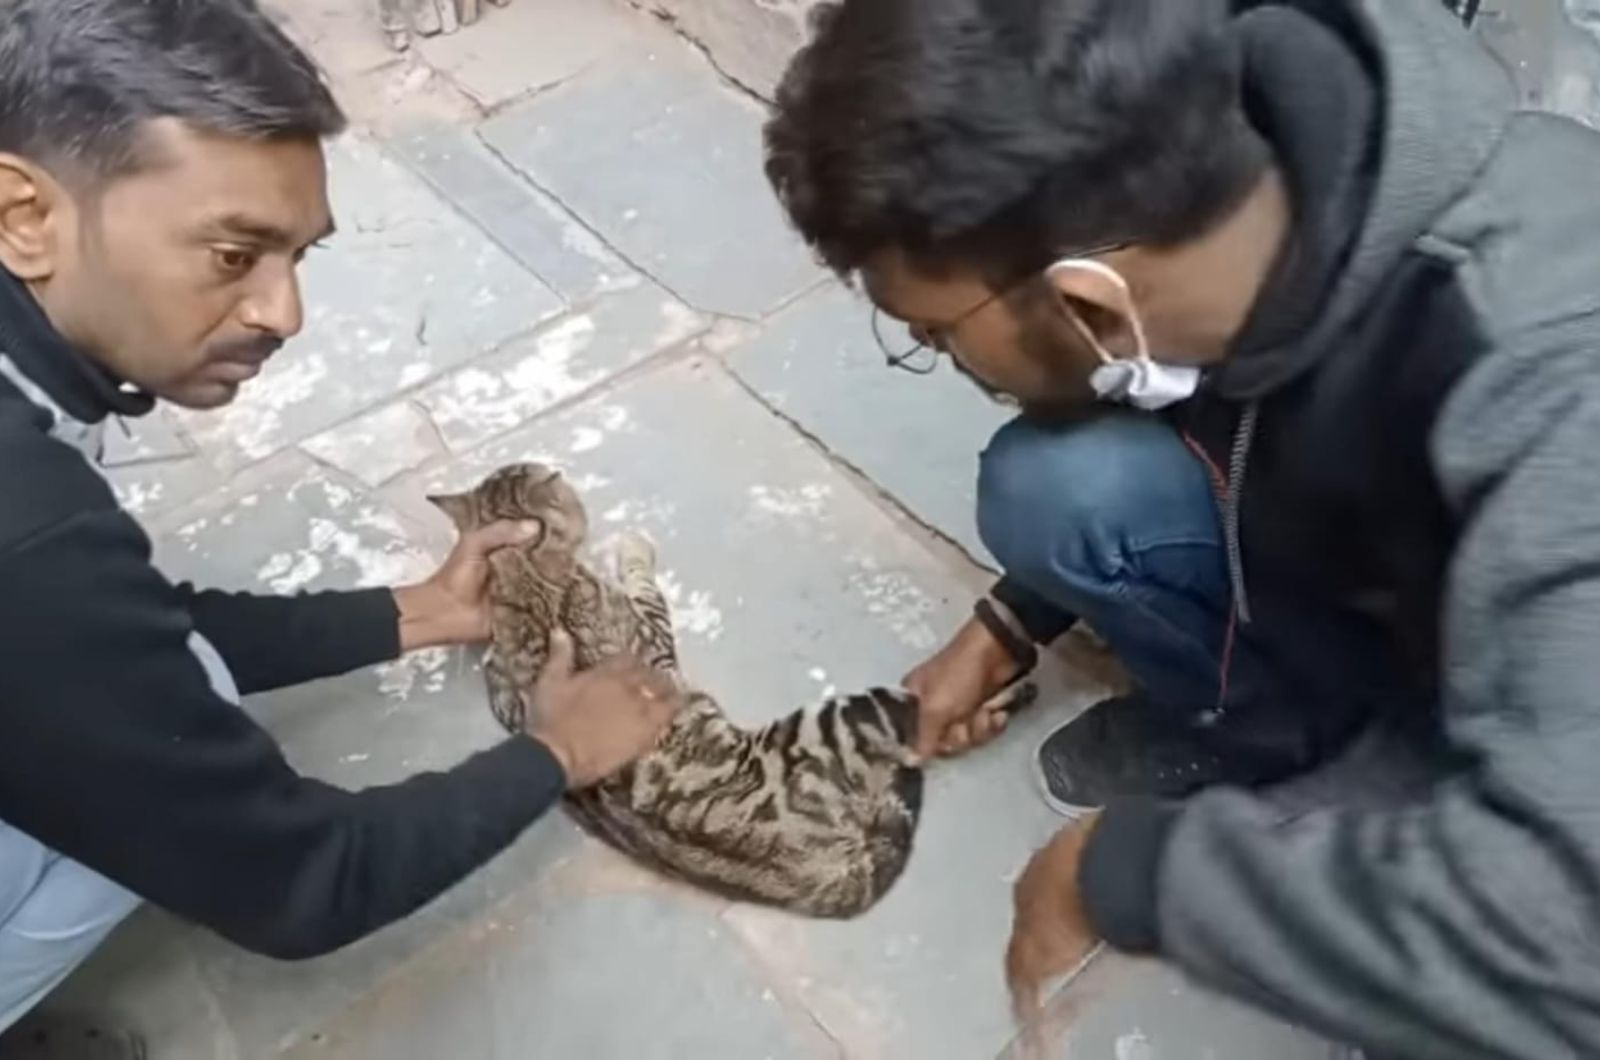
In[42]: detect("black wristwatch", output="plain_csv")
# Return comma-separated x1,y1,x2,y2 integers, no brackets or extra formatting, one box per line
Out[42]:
973,596,1039,676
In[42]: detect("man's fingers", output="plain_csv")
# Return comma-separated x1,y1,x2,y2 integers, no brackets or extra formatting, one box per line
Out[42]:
940,709,1010,756
637,667,678,700
941,721,973,755
973,708,1009,746
464,519,541,557
594,654,673,694
647,691,683,725
913,712,945,760
540,630,576,684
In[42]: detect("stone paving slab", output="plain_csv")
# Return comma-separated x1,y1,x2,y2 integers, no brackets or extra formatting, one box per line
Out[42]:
630,0,812,99
411,278,706,456
265,0,397,77
101,411,225,522
387,119,638,304
1003,953,1341,1060
417,0,653,109
300,398,448,487
104,449,229,524
478,38,823,319
175,133,565,473
724,282,1011,566
286,887,840,1060
100,408,197,467
297,280,704,486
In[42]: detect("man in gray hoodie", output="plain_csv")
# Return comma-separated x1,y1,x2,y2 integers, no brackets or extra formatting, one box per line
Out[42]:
767,0,1600,1055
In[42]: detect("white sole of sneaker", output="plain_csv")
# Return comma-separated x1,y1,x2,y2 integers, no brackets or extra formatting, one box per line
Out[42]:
1030,732,1102,819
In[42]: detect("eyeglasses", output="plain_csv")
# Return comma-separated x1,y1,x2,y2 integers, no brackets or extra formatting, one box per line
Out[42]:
870,291,1003,375
870,243,1128,376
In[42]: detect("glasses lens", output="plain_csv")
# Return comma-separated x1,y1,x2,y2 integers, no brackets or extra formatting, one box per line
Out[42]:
895,345,939,374
872,308,938,374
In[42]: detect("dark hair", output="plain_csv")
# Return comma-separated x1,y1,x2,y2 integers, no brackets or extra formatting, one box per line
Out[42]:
0,0,346,183
765,0,1269,280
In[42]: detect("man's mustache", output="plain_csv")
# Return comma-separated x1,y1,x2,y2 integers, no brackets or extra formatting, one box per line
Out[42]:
209,337,284,365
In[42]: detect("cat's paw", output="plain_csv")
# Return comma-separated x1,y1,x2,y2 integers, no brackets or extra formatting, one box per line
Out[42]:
603,530,659,580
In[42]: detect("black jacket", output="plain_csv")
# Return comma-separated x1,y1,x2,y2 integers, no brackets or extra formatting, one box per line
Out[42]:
0,268,565,959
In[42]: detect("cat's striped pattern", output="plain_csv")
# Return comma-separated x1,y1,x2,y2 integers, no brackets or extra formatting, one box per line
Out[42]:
430,463,926,918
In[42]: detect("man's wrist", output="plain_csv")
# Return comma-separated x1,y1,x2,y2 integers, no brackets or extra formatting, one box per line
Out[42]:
974,596,1040,677
962,611,1027,690
528,730,574,789
393,584,455,652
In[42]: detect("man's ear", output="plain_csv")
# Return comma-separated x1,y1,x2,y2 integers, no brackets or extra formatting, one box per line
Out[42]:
1042,259,1138,358
0,153,65,282
426,491,474,530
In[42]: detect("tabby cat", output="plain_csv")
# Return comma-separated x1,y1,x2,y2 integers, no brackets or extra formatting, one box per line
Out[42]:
430,462,1032,918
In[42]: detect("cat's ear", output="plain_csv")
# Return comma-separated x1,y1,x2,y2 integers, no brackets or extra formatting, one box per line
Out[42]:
427,491,474,529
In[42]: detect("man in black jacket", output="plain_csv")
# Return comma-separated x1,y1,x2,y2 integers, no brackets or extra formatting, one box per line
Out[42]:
0,0,679,1044
767,0,1600,1055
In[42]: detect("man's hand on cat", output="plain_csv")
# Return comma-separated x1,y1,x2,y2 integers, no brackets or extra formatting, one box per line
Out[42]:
394,521,541,652
528,630,683,789
1005,815,1102,1022
903,616,1020,760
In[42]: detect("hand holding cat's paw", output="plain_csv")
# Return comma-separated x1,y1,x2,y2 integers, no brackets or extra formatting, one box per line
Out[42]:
904,615,1022,760
527,631,682,789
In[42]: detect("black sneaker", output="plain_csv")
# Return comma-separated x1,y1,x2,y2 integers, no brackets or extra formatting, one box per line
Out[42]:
0,1012,146,1060
1033,693,1289,817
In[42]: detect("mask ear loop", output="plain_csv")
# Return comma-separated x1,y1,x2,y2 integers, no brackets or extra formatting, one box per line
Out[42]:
1044,258,1150,365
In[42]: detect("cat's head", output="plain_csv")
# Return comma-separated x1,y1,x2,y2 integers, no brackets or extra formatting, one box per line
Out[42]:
428,462,590,560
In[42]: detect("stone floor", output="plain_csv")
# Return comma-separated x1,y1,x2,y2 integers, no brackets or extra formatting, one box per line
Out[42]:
50,1,1600,1057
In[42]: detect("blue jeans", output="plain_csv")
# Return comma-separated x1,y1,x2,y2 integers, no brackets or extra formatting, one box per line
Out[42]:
977,411,1400,775
0,823,141,1033
0,632,243,1032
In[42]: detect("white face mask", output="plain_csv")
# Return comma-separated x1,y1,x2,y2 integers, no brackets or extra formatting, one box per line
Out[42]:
1045,258,1201,411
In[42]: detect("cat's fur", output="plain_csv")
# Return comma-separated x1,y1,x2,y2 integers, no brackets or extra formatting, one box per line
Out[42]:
431,463,934,918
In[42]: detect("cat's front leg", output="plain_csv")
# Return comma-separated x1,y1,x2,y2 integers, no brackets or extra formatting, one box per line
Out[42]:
483,599,553,735
609,531,680,674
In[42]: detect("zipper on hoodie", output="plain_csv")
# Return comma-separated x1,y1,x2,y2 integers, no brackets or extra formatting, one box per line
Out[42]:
1180,402,1261,715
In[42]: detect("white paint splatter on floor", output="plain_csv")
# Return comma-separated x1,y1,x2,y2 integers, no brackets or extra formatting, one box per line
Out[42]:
847,557,939,651
419,314,606,449
114,480,166,515
376,646,451,702
189,352,331,462
657,570,725,642
1115,1029,1154,1060
748,483,832,519
258,551,325,594
597,495,677,526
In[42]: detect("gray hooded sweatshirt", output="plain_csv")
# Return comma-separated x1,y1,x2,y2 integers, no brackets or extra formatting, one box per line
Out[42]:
1076,2,1600,1057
